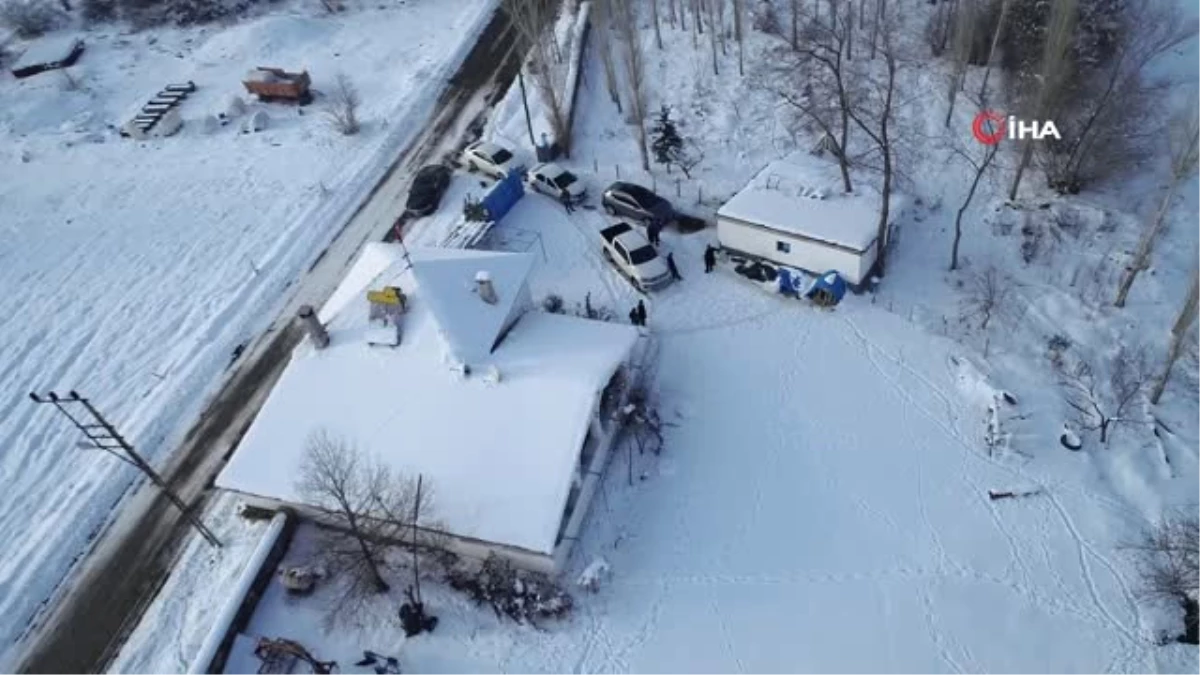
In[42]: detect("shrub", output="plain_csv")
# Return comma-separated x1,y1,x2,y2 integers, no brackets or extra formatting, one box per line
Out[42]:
0,0,62,38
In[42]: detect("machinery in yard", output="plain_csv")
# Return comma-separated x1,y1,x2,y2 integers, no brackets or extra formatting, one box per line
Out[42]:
242,67,313,104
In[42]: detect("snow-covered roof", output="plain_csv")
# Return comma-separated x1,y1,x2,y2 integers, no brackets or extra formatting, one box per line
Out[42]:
717,157,895,252
411,249,535,363
216,244,638,555
12,34,82,71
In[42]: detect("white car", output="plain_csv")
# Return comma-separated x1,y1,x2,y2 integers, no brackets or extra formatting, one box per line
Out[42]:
461,140,518,179
599,222,673,291
528,162,586,204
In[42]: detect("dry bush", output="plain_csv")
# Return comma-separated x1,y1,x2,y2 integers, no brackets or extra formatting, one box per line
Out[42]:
1127,511,1199,644
1060,346,1150,444
445,554,572,625
325,73,361,136
0,0,62,37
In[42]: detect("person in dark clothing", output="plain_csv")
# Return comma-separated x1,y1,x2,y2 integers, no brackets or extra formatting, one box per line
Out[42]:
647,219,662,246
636,299,647,326
629,306,641,326
704,245,717,273
560,190,575,213
666,252,682,281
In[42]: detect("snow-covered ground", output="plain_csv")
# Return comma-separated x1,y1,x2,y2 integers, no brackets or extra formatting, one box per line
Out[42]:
107,493,272,674
94,0,1200,671
0,0,496,666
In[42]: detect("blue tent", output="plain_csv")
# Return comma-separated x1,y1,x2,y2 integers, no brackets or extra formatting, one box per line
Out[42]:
805,271,847,307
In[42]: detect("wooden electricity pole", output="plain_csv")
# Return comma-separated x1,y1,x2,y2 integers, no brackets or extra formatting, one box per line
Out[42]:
30,390,223,547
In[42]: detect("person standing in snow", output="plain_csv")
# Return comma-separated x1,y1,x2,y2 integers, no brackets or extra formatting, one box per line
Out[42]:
561,190,576,214
629,306,640,326
647,219,662,246
636,299,647,326
704,245,717,273
666,252,682,281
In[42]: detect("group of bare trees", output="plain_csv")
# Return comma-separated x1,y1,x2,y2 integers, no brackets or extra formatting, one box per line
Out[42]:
505,0,571,154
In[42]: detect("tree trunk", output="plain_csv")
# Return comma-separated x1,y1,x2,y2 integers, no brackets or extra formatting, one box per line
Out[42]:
733,0,744,75
950,146,997,270
846,0,854,60
978,0,1009,105
1115,180,1180,306
870,0,883,59
791,0,799,50
716,0,727,56
1008,140,1035,200
708,0,720,74
651,0,663,48
1150,266,1199,404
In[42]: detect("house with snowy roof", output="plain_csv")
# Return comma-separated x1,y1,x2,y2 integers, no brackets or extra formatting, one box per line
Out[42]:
716,155,907,287
216,243,641,573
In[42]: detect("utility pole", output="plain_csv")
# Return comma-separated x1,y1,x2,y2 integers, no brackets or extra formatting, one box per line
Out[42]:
517,68,537,150
30,390,223,547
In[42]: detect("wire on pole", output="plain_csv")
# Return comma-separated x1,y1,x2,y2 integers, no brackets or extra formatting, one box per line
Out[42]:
30,390,223,548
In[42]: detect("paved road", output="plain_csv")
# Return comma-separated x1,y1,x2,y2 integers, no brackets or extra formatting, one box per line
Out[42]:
14,7,518,673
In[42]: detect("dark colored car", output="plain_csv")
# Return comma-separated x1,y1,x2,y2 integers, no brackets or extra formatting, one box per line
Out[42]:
601,181,674,224
406,164,452,216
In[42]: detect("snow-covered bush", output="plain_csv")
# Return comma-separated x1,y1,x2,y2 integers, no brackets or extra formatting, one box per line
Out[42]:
325,73,360,136
0,0,62,37
541,293,564,314
445,554,572,625
1127,511,1199,645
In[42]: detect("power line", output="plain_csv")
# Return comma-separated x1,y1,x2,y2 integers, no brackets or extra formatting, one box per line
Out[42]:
29,390,222,548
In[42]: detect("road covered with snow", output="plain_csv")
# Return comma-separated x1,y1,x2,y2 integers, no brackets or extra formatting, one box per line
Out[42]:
0,0,499,667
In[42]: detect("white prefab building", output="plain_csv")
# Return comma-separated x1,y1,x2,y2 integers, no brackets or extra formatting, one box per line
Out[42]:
216,244,640,574
717,157,902,287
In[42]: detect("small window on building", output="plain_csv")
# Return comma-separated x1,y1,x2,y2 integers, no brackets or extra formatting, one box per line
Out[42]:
776,240,791,253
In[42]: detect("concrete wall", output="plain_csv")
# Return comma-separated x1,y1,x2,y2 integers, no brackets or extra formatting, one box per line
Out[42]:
187,510,296,674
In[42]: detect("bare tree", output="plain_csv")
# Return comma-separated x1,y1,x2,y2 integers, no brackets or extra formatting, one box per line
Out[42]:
325,73,360,135
844,13,901,276
614,0,651,170
1007,0,1076,200
505,0,571,154
1042,1,1197,193
1127,510,1199,644
949,139,1000,270
650,0,663,48
943,0,977,128
733,0,744,75
977,0,1009,105
791,0,799,49
297,430,423,623
1115,103,1200,307
769,1,856,192
960,265,1011,332
1061,347,1151,444
1150,265,1199,404
593,0,624,113
707,0,721,74
923,0,953,57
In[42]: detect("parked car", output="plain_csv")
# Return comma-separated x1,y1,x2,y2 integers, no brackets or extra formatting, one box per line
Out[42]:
601,181,674,224
461,141,518,179
528,162,586,204
405,164,452,216
599,222,672,291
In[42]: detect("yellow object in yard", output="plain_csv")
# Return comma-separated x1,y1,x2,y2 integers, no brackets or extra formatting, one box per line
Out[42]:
367,286,405,308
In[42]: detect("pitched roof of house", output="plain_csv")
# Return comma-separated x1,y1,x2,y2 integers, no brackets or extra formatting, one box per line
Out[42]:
216,244,639,555
410,249,536,363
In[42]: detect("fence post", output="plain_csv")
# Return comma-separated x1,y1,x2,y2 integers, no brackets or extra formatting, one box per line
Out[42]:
593,157,598,173
697,185,703,205
676,178,681,197
616,164,621,180
652,175,657,192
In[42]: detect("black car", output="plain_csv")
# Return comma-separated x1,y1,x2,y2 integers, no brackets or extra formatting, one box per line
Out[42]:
601,181,674,223
406,164,452,216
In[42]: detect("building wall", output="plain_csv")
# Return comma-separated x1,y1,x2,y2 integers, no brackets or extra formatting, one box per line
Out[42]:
716,216,876,285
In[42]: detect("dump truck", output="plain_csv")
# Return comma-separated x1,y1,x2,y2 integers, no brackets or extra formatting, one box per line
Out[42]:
242,67,312,104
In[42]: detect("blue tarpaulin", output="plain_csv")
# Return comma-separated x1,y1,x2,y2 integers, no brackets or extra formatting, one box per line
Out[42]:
805,270,847,307
481,168,526,222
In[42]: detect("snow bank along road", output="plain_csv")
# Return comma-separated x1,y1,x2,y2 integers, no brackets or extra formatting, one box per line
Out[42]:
11,6,521,673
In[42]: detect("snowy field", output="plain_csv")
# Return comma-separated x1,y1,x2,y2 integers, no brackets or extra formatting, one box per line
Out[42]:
107,0,1198,671
0,0,495,665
